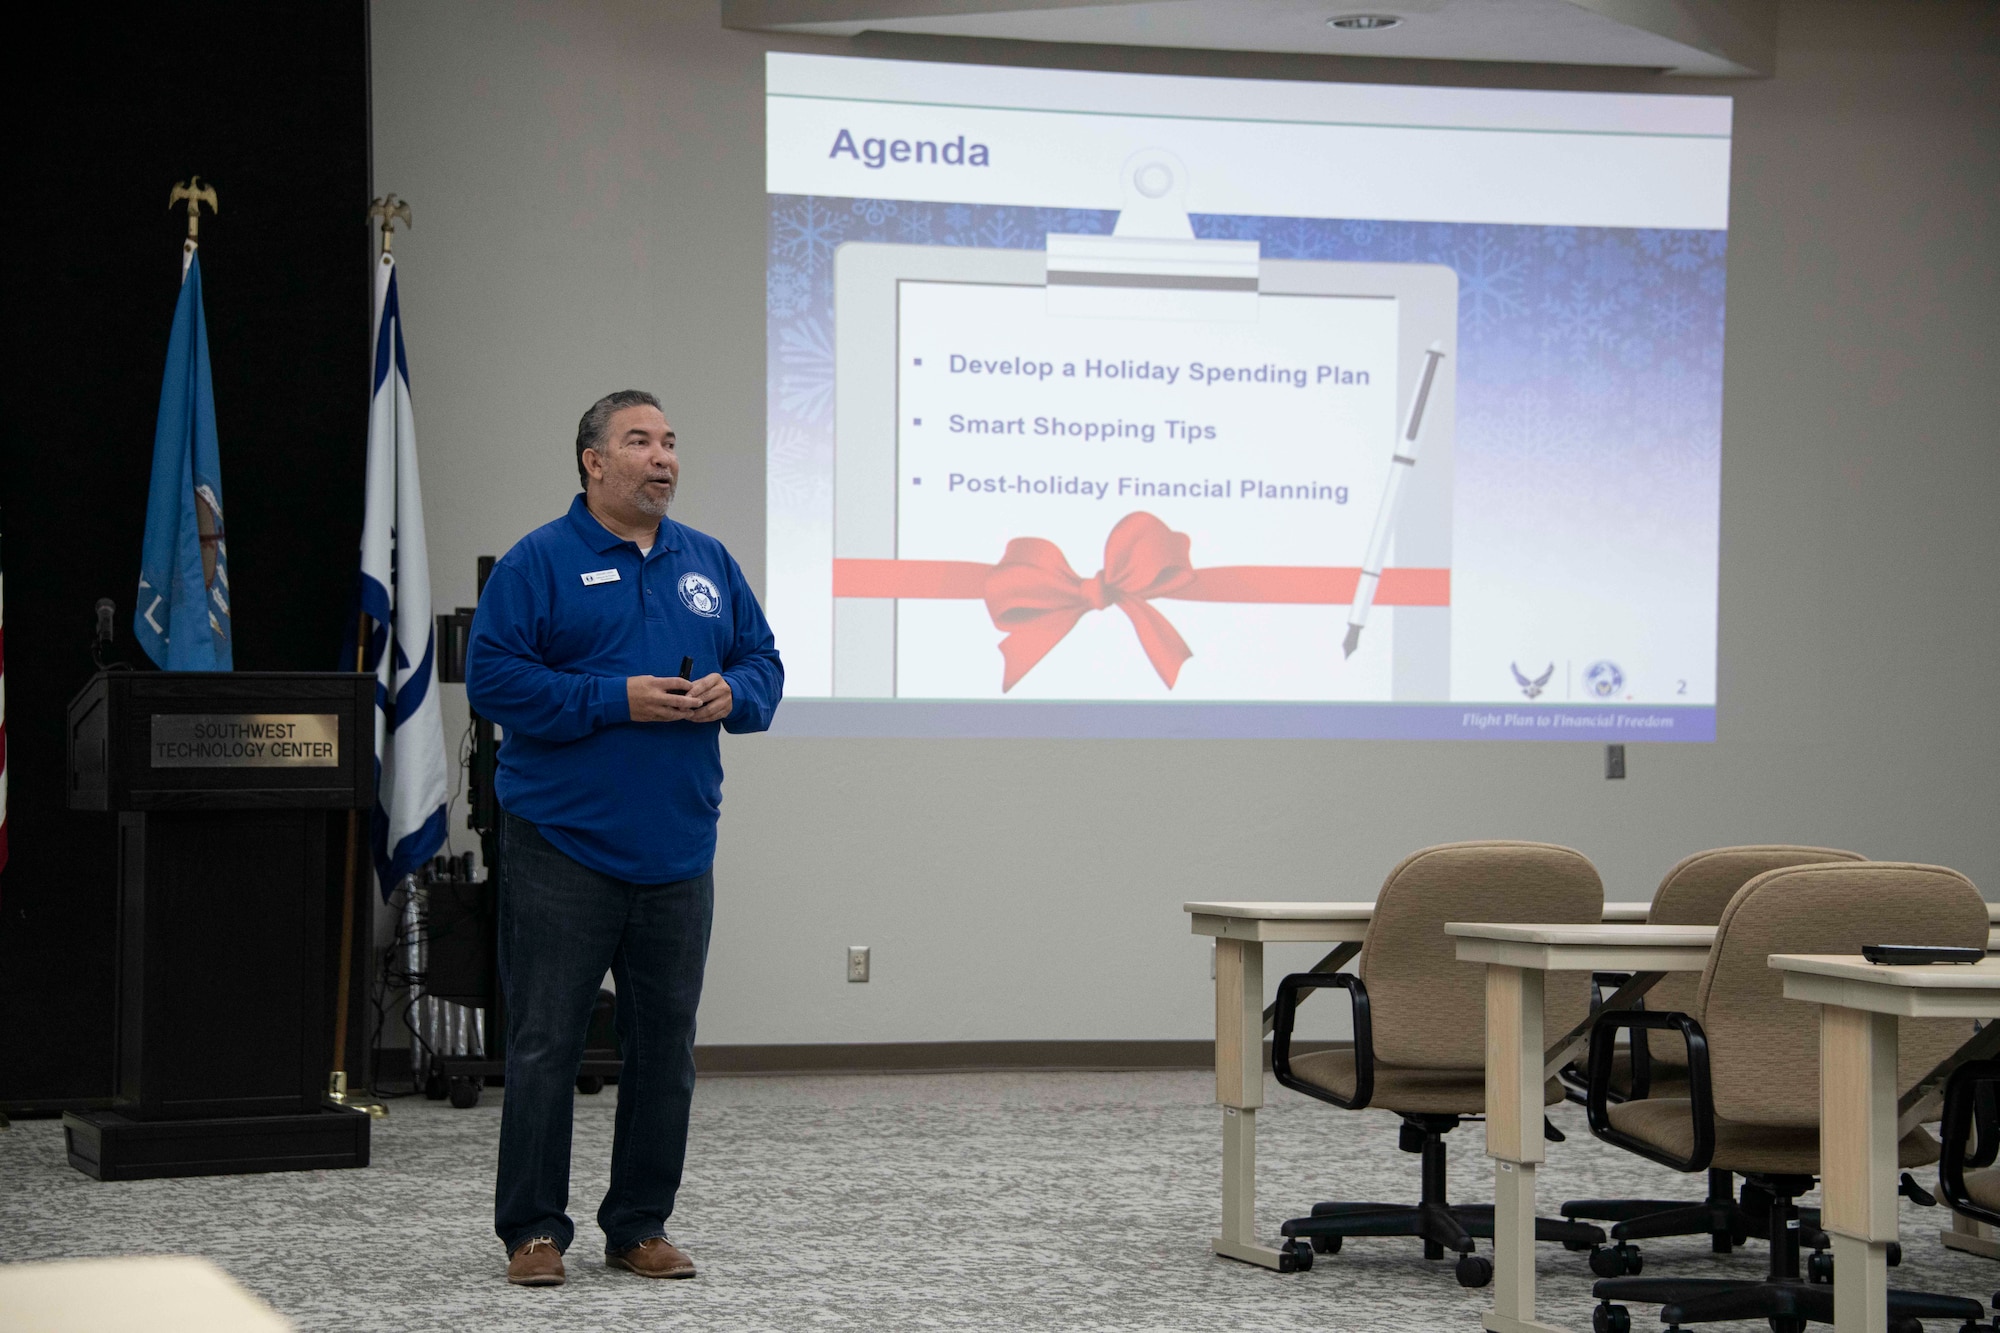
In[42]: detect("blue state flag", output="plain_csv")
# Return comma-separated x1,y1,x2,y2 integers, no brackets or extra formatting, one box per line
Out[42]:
135,252,232,669
355,250,448,894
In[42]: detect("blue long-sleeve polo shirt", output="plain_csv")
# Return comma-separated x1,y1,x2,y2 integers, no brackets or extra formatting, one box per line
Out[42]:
465,494,783,883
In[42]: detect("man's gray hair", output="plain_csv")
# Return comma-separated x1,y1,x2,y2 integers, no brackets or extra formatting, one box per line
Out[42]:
575,389,663,486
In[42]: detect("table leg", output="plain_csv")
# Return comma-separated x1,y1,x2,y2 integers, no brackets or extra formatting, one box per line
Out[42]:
1212,936,1283,1269
1820,1003,1898,1333
1484,963,1564,1333
1941,1209,2000,1261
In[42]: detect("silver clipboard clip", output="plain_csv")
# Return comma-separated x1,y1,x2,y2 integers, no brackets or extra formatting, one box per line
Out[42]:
1046,149,1258,322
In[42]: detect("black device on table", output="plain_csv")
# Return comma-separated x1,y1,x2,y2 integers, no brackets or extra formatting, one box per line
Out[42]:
1861,944,1985,965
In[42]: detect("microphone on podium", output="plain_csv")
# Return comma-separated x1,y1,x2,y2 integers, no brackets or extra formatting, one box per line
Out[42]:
92,598,119,670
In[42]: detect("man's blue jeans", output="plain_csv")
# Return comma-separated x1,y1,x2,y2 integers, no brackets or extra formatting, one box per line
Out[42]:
493,810,714,1255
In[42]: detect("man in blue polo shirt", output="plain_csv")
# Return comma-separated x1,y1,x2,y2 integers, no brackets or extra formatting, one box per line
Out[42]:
466,389,782,1288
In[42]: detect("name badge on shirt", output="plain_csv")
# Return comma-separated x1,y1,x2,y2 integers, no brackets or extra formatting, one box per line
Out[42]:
580,569,621,586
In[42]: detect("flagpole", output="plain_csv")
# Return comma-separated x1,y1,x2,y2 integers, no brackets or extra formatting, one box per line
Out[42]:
327,196,411,1120
328,618,382,1115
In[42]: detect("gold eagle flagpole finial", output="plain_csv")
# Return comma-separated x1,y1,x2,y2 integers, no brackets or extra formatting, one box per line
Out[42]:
368,194,413,256
169,177,218,277
169,177,219,242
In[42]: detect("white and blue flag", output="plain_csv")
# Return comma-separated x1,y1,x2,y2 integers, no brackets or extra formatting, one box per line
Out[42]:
356,250,448,895
135,251,232,670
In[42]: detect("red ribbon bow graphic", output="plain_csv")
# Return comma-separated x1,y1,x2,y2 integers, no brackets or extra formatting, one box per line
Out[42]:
985,512,1198,692
830,514,1450,692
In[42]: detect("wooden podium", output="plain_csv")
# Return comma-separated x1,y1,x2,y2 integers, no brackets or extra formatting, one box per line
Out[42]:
62,671,374,1180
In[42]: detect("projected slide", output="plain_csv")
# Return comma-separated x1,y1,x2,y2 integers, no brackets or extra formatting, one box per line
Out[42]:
765,54,1731,741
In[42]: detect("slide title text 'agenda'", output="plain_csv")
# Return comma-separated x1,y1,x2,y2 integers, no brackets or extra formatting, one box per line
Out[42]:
830,128,990,168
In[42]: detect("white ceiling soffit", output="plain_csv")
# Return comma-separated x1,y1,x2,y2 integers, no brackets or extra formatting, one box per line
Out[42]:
723,0,1776,77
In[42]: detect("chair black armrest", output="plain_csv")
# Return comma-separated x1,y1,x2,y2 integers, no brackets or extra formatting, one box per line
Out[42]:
1272,972,1373,1111
1582,969,1654,1103
1974,1077,2000,1170
1626,1008,1655,1101
1585,1008,1714,1173
1939,1059,2000,1227
1591,971,1634,1004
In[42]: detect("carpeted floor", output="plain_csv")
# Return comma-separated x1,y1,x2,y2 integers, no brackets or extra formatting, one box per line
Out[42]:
4,1072,1997,1331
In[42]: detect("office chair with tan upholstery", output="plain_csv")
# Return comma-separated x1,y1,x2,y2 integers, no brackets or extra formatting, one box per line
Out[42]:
1562,845,1866,1267
1269,841,1608,1286
1585,862,1990,1333
1937,1059,2000,1260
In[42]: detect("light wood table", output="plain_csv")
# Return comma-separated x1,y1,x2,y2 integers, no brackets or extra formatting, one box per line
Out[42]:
1771,953,2000,1333
1446,922,1717,1333
1186,901,1377,1268
0,1255,292,1332
1185,902,2000,1280
1184,900,1655,1271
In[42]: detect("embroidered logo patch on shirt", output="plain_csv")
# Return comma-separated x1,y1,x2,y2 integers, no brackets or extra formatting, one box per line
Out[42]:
678,571,722,618
580,569,621,586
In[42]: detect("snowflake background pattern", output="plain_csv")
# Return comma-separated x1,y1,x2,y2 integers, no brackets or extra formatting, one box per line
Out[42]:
767,194,1727,560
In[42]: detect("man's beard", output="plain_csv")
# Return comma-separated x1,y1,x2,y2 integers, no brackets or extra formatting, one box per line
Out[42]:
629,476,675,517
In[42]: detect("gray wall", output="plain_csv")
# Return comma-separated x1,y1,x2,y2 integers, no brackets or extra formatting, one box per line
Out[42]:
368,1,1999,1047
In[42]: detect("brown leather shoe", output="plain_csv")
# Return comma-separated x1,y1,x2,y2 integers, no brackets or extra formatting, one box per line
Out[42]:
606,1236,696,1279
507,1236,565,1286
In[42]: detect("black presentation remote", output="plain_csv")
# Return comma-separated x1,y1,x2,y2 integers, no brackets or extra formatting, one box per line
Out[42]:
1860,944,1985,966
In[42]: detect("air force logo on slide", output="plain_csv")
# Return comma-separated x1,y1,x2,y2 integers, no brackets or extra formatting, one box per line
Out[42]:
678,572,723,618
1511,662,1554,700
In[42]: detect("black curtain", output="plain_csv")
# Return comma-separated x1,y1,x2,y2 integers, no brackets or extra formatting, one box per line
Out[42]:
0,6,373,1108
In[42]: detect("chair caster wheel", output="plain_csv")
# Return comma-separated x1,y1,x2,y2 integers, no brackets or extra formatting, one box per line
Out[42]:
447,1076,481,1109
1886,1319,1921,1333
1456,1254,1493,1288
1590,1243,1643,1278
1564,1237,1595,1252
1888,1241,1903,1267
1278,1239,1314,1272
576,1075,605,1094
1593,1302,1632,1333
1310,1235,1341,1255
1807,1250,1834,1284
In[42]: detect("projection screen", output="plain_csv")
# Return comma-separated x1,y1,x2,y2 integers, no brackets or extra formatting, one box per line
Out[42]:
764,54,1731,741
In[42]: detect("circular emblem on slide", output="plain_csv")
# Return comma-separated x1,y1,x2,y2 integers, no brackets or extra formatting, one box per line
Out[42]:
677,572,722,618
1583,660,1625,699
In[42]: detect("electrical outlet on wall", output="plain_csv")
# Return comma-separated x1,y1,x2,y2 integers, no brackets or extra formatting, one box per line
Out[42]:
847,945,870,983
1606,744,1626,780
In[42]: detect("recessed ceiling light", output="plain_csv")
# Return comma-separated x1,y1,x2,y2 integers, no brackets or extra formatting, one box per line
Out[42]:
1328,13,1403,30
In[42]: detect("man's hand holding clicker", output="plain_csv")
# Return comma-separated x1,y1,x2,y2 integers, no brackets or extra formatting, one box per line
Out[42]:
627,675,702,722
627,673,732,723
681,673,733,723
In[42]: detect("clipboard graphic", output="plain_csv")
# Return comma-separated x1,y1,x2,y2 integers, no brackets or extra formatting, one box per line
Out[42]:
827,152,1457,702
